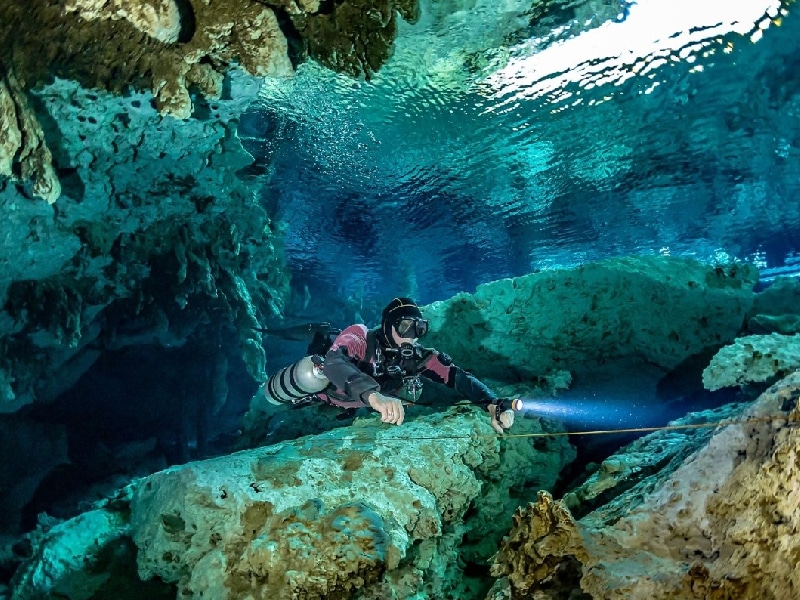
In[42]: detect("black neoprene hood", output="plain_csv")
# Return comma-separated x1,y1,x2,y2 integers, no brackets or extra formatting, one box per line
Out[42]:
380,297,422,346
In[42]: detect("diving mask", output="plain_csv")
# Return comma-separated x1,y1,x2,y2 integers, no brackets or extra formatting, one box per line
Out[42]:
394,317,429,339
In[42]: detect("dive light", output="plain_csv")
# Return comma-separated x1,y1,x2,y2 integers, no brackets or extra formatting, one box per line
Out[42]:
494,397,524,423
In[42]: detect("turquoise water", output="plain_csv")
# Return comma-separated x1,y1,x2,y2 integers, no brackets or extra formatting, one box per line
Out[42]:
243,0,798,308
5,5,798,597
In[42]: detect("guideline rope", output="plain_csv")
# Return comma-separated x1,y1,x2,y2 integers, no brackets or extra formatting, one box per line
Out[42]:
302,412,798,445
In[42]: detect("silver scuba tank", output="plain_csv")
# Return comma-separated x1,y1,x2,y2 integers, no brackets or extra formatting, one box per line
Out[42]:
264,355,329,406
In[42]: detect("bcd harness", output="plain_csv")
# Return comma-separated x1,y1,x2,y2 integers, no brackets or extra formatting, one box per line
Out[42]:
358,330,426,403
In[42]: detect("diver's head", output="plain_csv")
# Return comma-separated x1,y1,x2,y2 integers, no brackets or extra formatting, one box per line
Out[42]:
380,297,429,348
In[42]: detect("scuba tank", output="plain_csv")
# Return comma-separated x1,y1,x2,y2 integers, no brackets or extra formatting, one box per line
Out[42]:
264,355,329,406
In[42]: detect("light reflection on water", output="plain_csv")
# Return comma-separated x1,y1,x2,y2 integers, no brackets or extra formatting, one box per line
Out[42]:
482,0,783,107
243,0,800,307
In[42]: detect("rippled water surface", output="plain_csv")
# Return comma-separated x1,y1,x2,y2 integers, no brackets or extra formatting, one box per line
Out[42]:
242,0,799,312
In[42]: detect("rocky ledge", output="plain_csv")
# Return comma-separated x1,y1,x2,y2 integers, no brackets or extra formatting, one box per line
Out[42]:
8,405,574,599
488,368,800,599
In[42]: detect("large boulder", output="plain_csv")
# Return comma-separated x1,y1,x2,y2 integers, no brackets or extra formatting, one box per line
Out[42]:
9,509,139,600
130,406,573,599
746,276,800,335
9,406,575,599
424,256,759,384
702,333,800,391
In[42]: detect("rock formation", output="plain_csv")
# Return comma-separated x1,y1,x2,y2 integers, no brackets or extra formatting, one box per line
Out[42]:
8,406,575,599
703,333,800,391
747,276,800,335
0,71,286,415
488,369,800,599
0,0,426,416
424,256,760,384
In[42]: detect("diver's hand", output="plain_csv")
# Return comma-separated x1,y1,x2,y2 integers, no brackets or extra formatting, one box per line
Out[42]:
488,404,515,434
367,392,405,425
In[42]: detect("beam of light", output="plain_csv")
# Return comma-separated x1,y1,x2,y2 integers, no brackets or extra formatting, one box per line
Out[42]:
513,395,675,432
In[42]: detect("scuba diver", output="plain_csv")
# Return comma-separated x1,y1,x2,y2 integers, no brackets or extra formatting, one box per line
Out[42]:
263,297,516,434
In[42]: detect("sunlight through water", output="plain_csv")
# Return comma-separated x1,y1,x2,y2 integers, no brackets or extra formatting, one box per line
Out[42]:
245,0,799,307
482,0,784,107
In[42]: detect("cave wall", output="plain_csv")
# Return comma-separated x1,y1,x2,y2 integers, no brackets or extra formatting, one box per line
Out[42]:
0,0,423,414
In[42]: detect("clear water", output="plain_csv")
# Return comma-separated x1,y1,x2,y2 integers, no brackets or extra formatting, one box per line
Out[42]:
7,7,799,591
241,0,799,311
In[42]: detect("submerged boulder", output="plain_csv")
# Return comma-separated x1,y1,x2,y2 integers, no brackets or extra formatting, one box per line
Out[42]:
560,401,750,521
9,506,174,600
702,332,800,391
9,406,575,599
130,406,573,599
746,276,800,335
424,255,759,383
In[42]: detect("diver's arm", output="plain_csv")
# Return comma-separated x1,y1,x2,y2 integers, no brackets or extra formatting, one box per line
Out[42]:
420,350,497,404
452,367,497,406
322,326,404,422
421,351,511,433
322,325,379,405
323,354,379,406
452,369,515,432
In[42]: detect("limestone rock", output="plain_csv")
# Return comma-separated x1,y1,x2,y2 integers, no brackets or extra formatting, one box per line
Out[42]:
750,276,800,319
128,407,572,598
490,491,589,598
0,1,293,116
561,402,748,521
747,276,800,335
0,69,60,203
0,0,428,205
423,256,758,383
702,333,800,391
490,371,800,599
298,0,420,79
0,74,21,177
8,407,574,599
748,312,800,335
0,0,290,198
0,72,287,412
64,0,183,44
9,509,132,600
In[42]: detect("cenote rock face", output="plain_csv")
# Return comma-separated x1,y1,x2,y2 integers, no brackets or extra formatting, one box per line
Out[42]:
2,1,800,599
